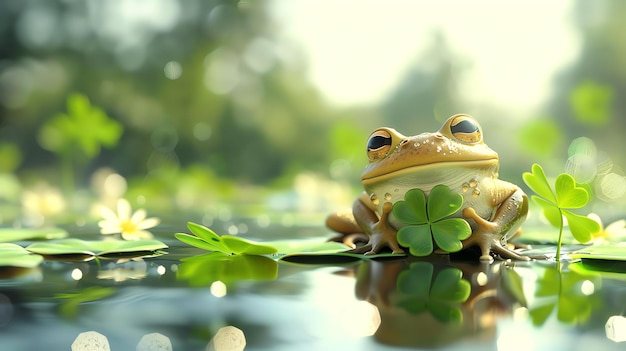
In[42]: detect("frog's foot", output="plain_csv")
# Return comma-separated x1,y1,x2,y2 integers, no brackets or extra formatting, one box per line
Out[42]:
349,202,404,255
462,207,530,262
328,233,369,249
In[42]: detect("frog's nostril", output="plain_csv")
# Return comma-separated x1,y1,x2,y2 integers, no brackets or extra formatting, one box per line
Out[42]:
399,139,409,147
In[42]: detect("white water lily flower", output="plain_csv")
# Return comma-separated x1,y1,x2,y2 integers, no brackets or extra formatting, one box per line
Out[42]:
98,199,160,240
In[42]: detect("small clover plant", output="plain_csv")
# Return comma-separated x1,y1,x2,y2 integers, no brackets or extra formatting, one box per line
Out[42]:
392,185,472,256
523,163,600,260
175,222,278,255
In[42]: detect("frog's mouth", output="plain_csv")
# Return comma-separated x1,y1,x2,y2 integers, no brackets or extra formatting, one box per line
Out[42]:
361,159,499,186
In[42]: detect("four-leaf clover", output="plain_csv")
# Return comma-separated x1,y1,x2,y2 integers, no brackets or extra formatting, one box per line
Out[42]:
392,185,472,256
523,163,600,259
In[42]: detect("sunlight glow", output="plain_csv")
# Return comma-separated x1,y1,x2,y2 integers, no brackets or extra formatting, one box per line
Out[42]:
210,281,227,298
580,280,595,296
606,315,626,342
271,0,579,110
71,268,83,281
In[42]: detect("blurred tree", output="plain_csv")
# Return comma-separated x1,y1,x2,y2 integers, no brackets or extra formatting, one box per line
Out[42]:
0,0,353,190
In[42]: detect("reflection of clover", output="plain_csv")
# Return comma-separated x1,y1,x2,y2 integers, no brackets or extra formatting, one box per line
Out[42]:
523,163,600,259
392,185,471,256
529,264,601,326
396,262,471,323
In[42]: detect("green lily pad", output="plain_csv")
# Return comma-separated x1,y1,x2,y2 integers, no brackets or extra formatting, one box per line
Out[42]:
0,227,68,243
175,222,277,255
0,243,43,268
571,245,626,262
26,238,168,260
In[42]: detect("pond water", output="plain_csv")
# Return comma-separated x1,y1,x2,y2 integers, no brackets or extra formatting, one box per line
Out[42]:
1,222,626,351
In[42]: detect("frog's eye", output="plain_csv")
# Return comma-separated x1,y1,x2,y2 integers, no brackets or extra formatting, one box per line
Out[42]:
450,115,482,143
367,129,392,161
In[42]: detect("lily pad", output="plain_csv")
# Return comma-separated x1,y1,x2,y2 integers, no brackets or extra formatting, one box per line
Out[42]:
0,243,43,268
175,222,277,255
0,227,68,243
26,238,168,260
571,245,626,262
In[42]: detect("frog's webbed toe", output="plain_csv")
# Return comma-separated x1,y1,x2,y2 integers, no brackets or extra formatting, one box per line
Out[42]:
348,202,404,255
462,207,530,262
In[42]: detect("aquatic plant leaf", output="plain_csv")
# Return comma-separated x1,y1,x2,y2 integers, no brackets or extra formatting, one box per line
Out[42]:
175,233,225,252
427,185,463,222
186,222,229,252
397,225,432,257
571,245,626,262
178,252,278,286
221,235,277,255
0,243,43,268
0,227,68,243
523,164,556,203
176,222,277,256
392,189,427,224
555,174,589,209
562,211,598,244
26,238,167,258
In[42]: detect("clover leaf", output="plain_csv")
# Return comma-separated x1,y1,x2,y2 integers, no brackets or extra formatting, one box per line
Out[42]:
175,222,277,256
523,163,600,260
392,185,471,256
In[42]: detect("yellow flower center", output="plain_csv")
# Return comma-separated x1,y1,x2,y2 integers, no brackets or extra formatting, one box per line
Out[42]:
120,220,138,234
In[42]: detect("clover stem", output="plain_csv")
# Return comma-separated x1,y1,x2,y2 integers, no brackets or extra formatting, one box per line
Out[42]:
555,208,564,262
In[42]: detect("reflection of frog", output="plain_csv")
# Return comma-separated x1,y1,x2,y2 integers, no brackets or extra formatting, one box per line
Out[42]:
326,114,529,261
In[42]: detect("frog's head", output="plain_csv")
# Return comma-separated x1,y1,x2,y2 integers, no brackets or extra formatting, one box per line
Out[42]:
361,114,499,185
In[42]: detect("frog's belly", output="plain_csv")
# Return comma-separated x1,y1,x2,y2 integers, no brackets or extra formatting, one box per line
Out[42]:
363,166,497,229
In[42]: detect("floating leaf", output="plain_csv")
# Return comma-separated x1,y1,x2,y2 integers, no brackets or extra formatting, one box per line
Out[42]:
0,227,68,243
571,245,626,262
26,239,167,260
175,222,277,256
0,243,43,268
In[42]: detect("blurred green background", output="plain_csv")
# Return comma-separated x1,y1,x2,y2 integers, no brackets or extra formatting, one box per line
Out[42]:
1,0,625,228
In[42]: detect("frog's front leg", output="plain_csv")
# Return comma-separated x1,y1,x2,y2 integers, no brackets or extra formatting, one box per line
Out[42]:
350,193,404,255
462,187,529,262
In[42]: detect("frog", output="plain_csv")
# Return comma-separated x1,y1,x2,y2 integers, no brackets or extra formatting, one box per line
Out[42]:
326,114,529,261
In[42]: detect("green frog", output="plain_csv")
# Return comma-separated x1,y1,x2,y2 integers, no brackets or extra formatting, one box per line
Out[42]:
326,114,529,261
